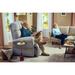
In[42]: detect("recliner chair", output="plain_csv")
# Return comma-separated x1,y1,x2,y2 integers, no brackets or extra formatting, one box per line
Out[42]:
10,21,40,57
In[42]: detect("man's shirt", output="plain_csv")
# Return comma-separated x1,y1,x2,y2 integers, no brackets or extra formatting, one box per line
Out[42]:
20,27,33,37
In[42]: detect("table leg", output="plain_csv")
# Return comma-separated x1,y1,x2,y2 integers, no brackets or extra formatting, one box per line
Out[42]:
20,45,24,61
21,45,22,53
64,47,67,58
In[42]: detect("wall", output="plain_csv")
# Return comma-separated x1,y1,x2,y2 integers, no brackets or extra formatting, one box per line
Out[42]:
16,13,33,30
27,13,33,30
54,13,71,26
33,13,37,30
16,14,27,22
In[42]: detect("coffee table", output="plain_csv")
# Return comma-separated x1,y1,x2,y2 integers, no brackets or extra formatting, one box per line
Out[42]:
63,40,75,58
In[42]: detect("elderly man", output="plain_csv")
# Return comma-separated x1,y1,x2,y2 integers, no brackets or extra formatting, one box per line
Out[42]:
21,21,49,56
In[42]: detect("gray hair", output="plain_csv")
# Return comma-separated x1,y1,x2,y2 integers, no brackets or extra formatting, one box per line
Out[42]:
53,23,59,29
23,21,27,26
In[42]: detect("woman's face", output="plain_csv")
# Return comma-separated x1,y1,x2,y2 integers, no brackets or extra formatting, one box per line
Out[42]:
53,24,57,28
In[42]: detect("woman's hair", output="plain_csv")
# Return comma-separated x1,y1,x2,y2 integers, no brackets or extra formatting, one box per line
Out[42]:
53,23,59,29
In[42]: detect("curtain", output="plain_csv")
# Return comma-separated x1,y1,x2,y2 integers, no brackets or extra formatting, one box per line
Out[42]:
0,13,4,46
71,13,75,26
37,13,43,31
2,13,14,45
2,13,9,45
51,13,55,29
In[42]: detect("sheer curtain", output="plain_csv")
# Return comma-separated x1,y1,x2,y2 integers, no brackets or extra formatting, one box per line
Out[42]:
8,13,14,42
37,13,52,38
2,13,14,45
2,13,9,45
37,13,43,32
42,13,52,38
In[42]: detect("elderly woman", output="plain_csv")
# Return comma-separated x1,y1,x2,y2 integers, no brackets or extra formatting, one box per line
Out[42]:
52,23,68,48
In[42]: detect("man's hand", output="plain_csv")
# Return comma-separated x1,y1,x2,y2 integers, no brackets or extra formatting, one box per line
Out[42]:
31,34,33,36
33,32,36,35
31,32,36,36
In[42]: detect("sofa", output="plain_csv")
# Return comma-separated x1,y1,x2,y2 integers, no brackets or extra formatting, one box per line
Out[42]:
10,21,40,57
49,26,75,44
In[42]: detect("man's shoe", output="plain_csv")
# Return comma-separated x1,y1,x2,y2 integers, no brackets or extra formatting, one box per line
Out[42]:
41,53,50,56
39,42,46,45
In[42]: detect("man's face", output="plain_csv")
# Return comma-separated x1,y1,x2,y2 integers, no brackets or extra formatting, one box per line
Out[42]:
24,22,29,28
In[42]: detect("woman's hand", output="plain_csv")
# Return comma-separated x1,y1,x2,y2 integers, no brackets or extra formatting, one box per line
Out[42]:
59,34,61,35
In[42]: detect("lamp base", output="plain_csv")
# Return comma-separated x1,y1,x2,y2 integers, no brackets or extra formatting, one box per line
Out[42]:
20,53,24,61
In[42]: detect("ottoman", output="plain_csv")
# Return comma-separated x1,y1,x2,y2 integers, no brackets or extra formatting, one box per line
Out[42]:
1,48,13,60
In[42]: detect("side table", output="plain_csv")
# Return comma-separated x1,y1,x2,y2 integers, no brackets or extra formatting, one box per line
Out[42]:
17,42,25,61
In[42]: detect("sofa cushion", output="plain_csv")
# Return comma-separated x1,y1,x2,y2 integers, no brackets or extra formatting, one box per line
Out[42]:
65,36,74,40
69,26,75,35
59,26,69,35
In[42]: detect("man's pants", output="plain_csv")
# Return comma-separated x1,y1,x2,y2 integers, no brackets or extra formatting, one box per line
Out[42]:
34,32,45,53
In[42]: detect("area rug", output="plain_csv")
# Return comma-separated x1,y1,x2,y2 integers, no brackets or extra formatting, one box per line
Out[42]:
9,44,75,62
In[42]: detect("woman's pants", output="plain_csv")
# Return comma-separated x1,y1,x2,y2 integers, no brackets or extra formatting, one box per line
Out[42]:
55,34,68,45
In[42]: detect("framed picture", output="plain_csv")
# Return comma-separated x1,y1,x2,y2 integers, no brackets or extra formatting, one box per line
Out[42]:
61,13,66,16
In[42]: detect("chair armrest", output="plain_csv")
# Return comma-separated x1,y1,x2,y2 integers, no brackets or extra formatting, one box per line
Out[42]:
13,37,35,49
13,37,34,44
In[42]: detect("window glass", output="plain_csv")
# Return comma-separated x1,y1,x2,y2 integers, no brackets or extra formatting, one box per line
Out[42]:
42,13,48,29
5,13,10,32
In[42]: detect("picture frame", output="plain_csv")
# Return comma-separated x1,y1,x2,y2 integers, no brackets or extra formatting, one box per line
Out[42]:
61,13,66,16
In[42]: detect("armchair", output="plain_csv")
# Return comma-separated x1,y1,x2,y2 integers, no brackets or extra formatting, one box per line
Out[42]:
10,21,40,57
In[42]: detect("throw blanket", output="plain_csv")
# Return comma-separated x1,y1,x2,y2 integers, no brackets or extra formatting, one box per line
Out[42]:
2,49,13,60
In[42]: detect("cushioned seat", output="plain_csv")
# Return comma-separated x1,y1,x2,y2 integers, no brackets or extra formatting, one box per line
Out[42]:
65,36,74,40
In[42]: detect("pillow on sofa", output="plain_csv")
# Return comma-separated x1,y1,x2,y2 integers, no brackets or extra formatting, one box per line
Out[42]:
59,26,69,35
69,26,75,35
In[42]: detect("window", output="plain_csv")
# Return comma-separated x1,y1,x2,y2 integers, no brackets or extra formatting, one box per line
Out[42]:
5,13,10,32
42,13,48,29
